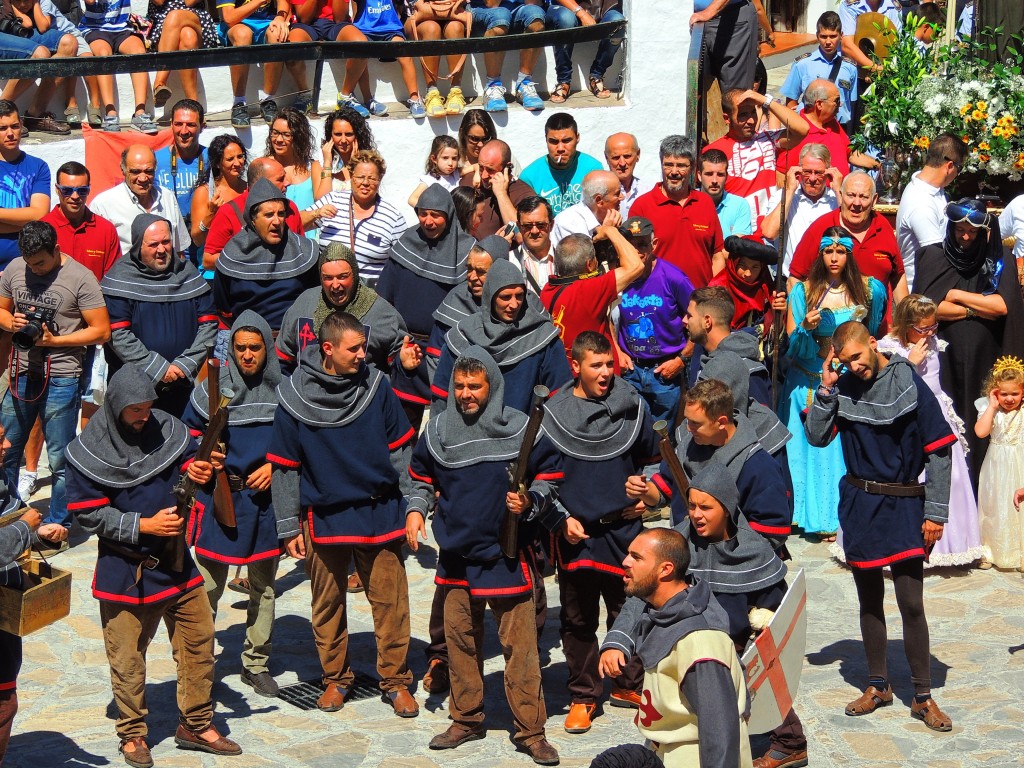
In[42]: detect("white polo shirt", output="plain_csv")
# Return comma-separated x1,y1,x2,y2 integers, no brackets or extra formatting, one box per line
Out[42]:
999,193,1024,259
91,182,192,257
551,201,600,248
782,187,839,275
619,175,654,218
896,171,947,290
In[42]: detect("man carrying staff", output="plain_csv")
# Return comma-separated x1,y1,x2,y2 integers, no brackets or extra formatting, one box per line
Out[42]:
66,365,242,768
268,311,418,717
541,332,660,734
183,311,283,698
806,320,955,732
406,347,563,765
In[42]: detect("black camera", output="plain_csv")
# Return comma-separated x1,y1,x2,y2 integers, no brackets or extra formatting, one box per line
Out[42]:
13,306,56,352
0,16,32,39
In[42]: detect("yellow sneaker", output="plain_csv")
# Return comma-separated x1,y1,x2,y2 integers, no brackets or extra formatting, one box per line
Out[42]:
424,87,446,118
445,87,466,115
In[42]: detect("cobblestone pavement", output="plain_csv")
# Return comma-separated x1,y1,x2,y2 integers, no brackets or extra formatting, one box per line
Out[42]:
6,503,1024,768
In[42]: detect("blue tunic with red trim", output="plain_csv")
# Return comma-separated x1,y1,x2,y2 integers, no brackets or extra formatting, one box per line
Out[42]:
407,435,563,595
214,269,319,333
377,259,453,405
67,441,205,605
552,411,661,577
267,381,414,545
432,339,572,414
806,356,955,569
180,413,280,565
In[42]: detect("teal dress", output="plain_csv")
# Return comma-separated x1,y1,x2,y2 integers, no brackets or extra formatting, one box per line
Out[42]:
778,278,887,534
286,176,317,241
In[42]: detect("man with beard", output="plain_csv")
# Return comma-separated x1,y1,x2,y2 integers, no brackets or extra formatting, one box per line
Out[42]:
626,378,791,549
433,259,571,414
276,243,416,376
405,347,563,765
101,214,218,417
630,136,726,290
696,148,753,239
806,321,955,733
600,527,750,768
540,332,660,734
66,365,242,768
268,311,418,717
183,311,284,698
214,177,318,332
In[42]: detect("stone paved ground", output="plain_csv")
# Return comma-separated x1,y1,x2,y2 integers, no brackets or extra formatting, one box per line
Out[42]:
6,498,1024,768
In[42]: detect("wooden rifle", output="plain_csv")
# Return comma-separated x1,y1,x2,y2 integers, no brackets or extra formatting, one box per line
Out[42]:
167,387,234,572
770,171,789,411
653,420,689,501
499,385,549,560
207,358,237,528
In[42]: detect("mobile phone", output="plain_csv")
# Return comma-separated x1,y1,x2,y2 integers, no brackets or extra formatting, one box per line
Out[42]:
498,221,519,238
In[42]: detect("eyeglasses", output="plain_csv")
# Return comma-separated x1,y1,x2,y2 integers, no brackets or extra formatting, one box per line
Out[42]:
945,201,989,227
520,221,550,231
943,155,962,172
270,129,293,139
57,185,90,197
126,167,155,177
799,169,825,178
352,175,380,184
466,133,488,145
912,322,939,334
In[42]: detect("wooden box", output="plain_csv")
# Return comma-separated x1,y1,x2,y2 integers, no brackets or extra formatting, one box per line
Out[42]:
0,559,72,636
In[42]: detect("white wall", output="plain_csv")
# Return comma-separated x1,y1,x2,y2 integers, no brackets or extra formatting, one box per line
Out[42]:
28,0,694,220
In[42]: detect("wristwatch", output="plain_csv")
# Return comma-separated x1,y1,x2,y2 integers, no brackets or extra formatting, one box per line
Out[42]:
763,93,774,108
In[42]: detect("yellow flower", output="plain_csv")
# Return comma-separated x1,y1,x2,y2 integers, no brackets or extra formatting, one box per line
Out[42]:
977,101,988,110
979,141,991,150
972,109,987,121
912,136,930,149
979,153,991,163
960,102,973,115
994,127,1006,139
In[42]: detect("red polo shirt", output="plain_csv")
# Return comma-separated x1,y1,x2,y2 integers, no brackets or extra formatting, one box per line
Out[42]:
789,208,903,288
629,186,724,289
782,116,852,176
41,205,121,282
539,270,619,370
204,190,304,258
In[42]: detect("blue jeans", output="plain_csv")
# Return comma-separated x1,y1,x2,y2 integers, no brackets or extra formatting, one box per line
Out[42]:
622,362,681,432
545,6,625,85
2,376,81,527
470,2,546,35
0,30,41,59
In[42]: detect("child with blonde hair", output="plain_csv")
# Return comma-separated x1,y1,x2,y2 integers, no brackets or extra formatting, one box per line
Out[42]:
975,355,1024,569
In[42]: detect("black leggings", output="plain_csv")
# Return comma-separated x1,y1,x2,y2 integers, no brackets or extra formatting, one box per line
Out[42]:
851,558,931,695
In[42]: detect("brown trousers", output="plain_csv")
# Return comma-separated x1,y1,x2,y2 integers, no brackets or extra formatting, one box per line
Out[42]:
0,691,16,764
99,585,215,740
444,587,547,746
304,532,413,692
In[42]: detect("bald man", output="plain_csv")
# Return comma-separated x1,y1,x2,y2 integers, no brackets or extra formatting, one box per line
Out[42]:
605,133,652,217
92,144,192,257
551,170,624,247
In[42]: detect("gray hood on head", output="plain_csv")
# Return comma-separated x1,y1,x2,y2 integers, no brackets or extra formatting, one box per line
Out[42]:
633,578,730,669
390,183,475,285
698,350,790,454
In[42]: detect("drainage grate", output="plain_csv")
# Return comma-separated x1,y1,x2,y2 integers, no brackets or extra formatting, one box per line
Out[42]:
277,672,382,711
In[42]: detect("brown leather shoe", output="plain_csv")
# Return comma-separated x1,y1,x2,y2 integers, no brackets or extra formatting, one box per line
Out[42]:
384,688,419,718
173,725,242,756
428,723,486,750
609,688,642,708
423,657,450,694
317,683,348,712
753,748,809,768
518,737,560,766
118,737,153,768
911,697,952,731
563,702,596,733
845,684,893,716
347,572,364,593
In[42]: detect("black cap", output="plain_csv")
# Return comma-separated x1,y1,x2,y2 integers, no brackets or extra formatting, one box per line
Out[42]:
619,216,654,240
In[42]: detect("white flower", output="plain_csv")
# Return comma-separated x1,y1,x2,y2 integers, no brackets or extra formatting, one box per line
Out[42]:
887,120,900,136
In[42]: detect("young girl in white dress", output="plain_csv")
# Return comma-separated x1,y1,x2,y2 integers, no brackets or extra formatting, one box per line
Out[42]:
975,355,1024,570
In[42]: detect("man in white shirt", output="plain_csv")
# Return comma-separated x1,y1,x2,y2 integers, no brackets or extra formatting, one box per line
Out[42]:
895,132,966,290
999,192,1024,261
92,145,191,258
604,132,652,217
514,195,556,293
550,170,622,247
761,143,840,275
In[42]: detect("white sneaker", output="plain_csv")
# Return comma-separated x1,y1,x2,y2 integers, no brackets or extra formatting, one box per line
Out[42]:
18,471,38,501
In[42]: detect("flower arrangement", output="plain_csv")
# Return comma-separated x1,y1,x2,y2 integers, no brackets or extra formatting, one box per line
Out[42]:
853,19,1024,179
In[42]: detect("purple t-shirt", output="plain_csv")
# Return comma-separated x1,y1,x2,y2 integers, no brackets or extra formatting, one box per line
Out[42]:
618,258,694,361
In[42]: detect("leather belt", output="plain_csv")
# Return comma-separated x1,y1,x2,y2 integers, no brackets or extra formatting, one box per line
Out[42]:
633,353,682,368
103,540,161,589
226,474,246,492
845,475,925,497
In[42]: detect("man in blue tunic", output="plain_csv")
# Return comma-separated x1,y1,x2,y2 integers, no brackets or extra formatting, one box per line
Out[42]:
806,320,955,733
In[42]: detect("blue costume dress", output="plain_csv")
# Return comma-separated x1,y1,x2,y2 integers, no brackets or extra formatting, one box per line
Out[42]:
778,278,886,533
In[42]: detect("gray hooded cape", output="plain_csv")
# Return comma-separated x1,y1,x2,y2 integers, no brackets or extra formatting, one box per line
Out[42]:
389,183,474,285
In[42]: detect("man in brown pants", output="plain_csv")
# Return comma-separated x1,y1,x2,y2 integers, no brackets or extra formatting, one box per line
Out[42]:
268,310,418,717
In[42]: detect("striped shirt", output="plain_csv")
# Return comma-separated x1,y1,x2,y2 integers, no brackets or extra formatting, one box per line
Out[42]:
79,0,131,32
307,191,406,283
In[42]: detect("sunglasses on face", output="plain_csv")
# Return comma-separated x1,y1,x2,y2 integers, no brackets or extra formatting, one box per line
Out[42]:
945,202,989,228
57,185,90,197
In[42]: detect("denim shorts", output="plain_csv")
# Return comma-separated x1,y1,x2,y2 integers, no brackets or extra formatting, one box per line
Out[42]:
470,2,545,34
0,30,41,59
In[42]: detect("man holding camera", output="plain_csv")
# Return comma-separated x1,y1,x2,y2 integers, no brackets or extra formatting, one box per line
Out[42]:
0,221,109,540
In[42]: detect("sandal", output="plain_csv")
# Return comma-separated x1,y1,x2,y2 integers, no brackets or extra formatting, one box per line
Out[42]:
819,532,837,543
845,684,893,716
910,697,952,731
154,84,173,109
588,76,612,99
550,82,570,104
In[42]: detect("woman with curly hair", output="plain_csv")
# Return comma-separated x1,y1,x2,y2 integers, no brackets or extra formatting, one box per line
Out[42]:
319,107,377,195
191,135,248,268
265,107,323,229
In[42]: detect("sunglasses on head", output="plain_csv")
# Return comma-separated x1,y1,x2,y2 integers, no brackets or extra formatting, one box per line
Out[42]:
57,185,90,197
945,202,989,228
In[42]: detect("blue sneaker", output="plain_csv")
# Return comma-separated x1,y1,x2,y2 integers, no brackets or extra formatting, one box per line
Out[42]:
407,97,426,119
366,97,389,117
337,93,370,118
515,78,544,112
484,82,507,113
